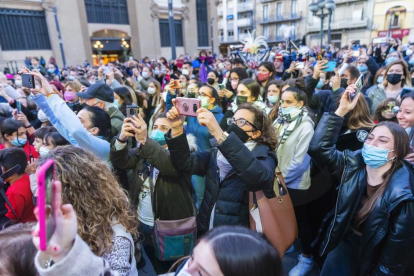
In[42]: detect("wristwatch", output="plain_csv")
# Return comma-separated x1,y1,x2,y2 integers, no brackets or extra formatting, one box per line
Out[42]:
217,132,229,145
116,133,127,143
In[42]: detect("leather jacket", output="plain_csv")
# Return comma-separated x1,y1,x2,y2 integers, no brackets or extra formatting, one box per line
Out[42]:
309,113,414,275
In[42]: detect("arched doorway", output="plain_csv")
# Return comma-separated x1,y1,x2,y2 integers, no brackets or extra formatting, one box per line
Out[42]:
91,29,131,65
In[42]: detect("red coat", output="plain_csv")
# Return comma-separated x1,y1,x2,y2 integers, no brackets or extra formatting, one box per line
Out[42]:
0,141,39,161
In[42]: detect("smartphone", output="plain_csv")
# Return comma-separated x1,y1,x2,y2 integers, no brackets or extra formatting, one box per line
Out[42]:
16,100,21,114
176,59,184,68
22,74,35,89
373,37,387,44
295,62,305,69
37,159,56,251
218,84,225,90
170,79,180,89
126,104,139,118
349,74,364,101
353,40,360,45
322,61,337,72
103,66,111,75
352,51,360,57
175,97,201,117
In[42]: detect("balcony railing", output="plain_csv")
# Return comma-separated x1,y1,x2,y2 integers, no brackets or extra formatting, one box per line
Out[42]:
266,33,301,43
261,12,302,24
307,17,368,32
336,0,367,4
237,17,252,27
238,2,253,12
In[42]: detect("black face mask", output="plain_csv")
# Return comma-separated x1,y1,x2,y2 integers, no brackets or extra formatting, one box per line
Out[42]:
236,96,248,106
207,78,215,85
187,92,196,98
386,73,402,85
340,78,348,89
227,123,250,143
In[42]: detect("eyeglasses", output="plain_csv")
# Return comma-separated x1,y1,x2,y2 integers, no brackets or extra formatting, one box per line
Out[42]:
227,117,258,130
198,92,212,98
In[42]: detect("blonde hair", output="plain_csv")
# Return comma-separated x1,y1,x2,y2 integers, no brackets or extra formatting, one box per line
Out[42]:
38,146,139,256
64,80,81,92
382,60,412,87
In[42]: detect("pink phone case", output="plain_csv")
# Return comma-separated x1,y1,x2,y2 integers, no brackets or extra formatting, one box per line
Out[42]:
37,159,55,251
176,97,201,117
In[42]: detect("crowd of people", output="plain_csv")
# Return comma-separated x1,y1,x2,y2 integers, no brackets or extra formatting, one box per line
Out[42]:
0,37,413,276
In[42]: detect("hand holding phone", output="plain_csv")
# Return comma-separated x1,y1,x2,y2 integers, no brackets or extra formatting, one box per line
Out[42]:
32,179,78,260
175,97,201,117
16,101,21,114
37,159,56,251
22,74,35,89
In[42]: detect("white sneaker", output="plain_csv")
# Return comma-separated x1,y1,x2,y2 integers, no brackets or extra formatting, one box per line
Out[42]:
289,254,314,276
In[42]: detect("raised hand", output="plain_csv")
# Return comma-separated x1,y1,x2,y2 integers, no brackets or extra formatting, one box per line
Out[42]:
312,60,328,79
166,99,184,136
335,84,361,117
196,108,223,140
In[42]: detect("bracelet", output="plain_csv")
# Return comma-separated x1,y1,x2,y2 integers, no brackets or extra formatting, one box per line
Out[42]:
217,131,229,145
116,133,127,143
25,124,32,128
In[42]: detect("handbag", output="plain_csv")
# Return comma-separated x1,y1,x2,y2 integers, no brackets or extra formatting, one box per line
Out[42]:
148,166,197,261
249,167,298,258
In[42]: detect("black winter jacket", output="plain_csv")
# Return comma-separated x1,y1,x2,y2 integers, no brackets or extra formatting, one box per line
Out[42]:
309,113,414,275
110,138,195,221
166,131,277,234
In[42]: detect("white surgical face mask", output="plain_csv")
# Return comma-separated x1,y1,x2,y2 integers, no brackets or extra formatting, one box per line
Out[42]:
148,87,156,95
162,91,167,102
182,69,190,76
142,72,150,79
39,146,50,157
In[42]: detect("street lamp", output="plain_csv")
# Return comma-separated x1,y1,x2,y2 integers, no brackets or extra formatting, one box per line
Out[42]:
309,0,336,46
93,41,104,61
121,39,130,61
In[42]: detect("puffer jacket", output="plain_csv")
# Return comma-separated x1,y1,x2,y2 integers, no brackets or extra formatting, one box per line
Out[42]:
110,137,195,221
166,130,277,234
309,113,414,275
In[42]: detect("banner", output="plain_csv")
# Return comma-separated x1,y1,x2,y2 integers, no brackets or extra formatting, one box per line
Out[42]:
378,29,410,39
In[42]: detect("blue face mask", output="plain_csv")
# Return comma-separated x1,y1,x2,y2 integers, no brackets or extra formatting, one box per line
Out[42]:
114,99,121,108
10,137,27,147
377,76,384,84
316,80,324,89
362,144,395,169
357,65,368,73
150,129,166,146
154,70,160,75
408,58,414,65
47,68,55,74
385,56,399,66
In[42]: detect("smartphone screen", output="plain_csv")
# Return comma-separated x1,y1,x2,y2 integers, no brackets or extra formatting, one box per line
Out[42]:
295,62,305,69
103,66,111,75
218,84,225,90
16,101,21,114
373,37,387,44
352,51,360,57
322,61,337,72
355,74,364,94
37,159,55,251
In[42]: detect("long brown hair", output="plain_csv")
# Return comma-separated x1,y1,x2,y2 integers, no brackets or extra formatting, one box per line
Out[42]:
236,103,278,150
37,146,139,256
382,59,412,87
263,79,283,122
338,94,374,130
354,122,410,227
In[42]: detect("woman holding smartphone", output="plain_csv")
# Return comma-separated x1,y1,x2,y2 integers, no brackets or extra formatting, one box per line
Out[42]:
309,86,414,275
166,101,278,236
37,146,139,276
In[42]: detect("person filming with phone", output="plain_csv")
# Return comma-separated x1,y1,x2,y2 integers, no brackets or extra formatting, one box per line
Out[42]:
110,112,195,274
309,86,414,275
165,100,278,236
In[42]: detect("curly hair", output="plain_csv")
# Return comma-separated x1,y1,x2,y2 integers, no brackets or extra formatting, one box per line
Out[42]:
37,146,139,256
236,103,278,150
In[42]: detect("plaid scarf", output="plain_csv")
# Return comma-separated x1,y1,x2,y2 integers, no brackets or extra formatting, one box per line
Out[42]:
274,107,308,152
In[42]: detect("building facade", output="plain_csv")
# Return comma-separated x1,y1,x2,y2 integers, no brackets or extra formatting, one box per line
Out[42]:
306,0,375,48
371,0,414,44
0,0,217,71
